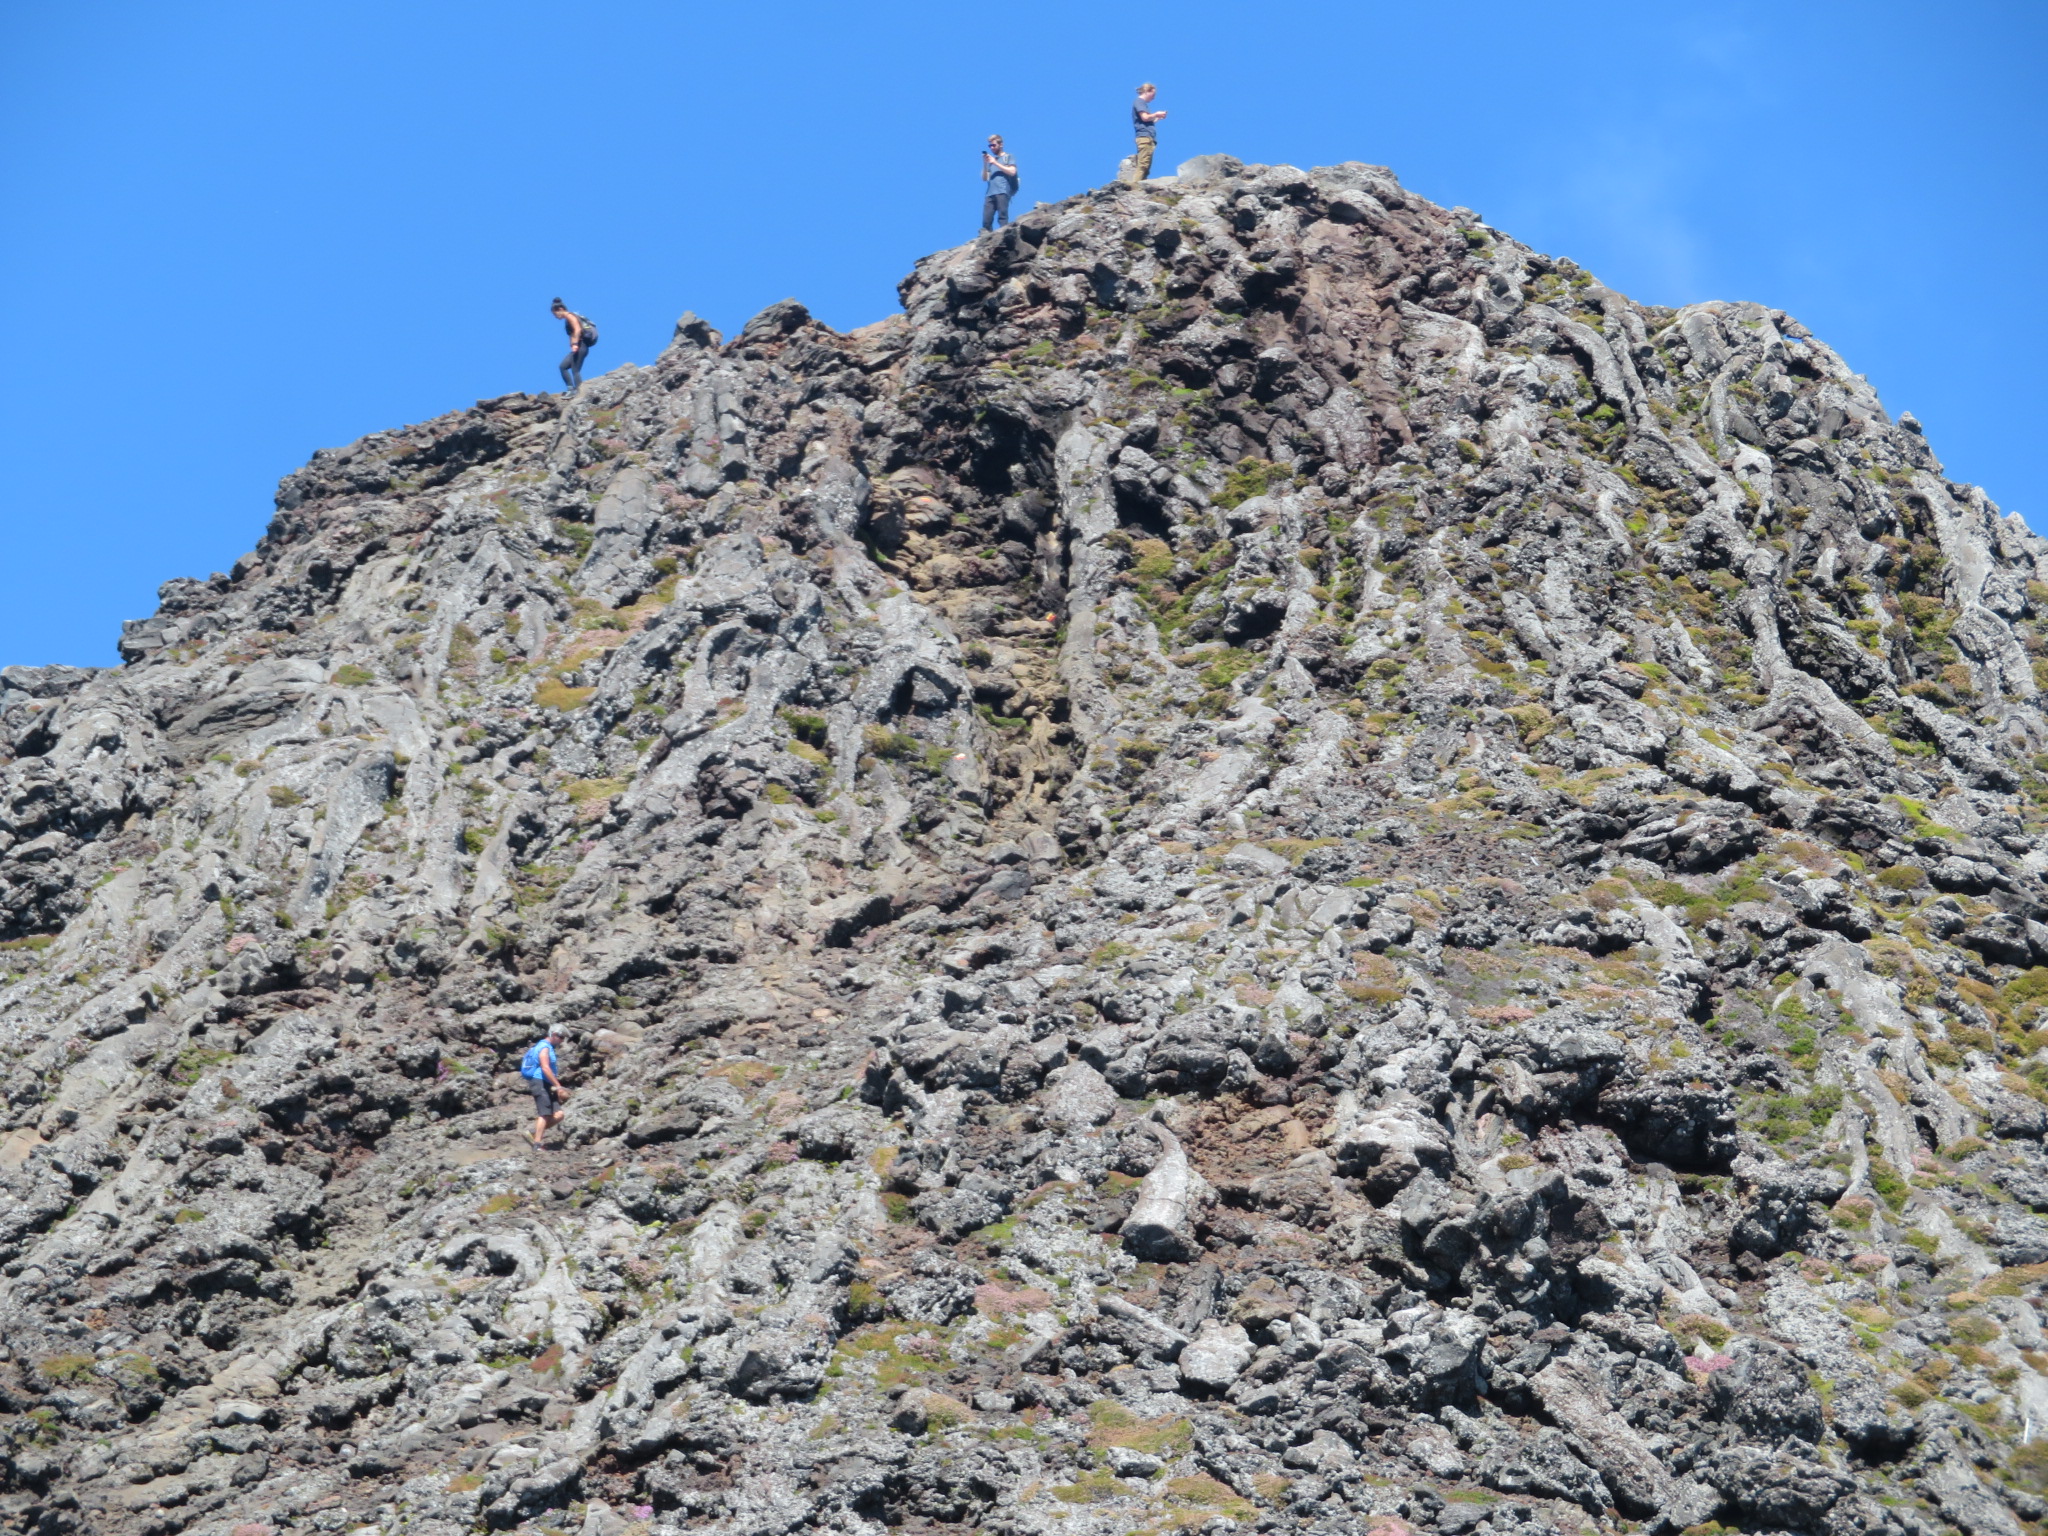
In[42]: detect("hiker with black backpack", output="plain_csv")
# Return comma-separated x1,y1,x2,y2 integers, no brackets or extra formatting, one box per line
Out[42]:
551,298,597,392
981,135,1018,231
521,1025,571,1150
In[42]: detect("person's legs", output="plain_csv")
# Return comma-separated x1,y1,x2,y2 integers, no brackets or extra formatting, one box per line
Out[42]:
560,346,586,389
1132,139,1155,181
993,192,1010,228
982,194,999,232
531,1083,554,1146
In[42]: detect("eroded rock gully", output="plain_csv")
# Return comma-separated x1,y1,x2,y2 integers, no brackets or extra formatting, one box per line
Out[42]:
6,155,2048,1536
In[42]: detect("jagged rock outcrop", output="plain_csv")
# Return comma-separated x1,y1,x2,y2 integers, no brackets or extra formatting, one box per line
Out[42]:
6,153,2048,1536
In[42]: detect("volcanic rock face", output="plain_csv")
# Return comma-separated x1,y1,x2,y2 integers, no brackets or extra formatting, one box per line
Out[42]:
7,156,2048,1536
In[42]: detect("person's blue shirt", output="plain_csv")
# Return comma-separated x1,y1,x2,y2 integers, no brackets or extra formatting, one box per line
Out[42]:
985,155,1017,197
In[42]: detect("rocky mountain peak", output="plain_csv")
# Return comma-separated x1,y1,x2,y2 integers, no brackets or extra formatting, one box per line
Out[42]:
5,156,2048,1536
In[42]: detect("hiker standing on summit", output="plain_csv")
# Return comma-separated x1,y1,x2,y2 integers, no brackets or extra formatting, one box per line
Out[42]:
551,298,596,392
981,135,1018,231
1127,82,1166,182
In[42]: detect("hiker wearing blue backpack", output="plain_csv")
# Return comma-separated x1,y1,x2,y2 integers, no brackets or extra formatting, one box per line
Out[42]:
521,1026,571,1150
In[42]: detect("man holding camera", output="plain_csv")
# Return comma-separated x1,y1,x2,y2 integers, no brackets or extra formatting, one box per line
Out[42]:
982,135,1018,231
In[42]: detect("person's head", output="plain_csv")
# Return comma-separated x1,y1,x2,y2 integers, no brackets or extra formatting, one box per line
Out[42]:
550,298,567,316
1137,82,1155,101
547,1026,565,1043
988,134,1003,150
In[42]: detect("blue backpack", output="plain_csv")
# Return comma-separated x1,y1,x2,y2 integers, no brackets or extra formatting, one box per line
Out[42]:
520,1041,550,1081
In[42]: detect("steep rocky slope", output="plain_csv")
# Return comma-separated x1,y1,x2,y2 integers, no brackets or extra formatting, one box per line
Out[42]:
6,153,2048,1536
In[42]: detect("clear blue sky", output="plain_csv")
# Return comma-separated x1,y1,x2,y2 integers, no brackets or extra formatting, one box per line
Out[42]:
2,1,2042,667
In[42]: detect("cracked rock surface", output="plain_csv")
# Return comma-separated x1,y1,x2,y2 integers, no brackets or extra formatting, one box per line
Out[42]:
8,154,2048,1536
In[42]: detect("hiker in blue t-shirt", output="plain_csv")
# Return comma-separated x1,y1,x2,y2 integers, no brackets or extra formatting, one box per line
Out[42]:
521,1026,571,1150
1126,83,1166,182
981,135,1018,231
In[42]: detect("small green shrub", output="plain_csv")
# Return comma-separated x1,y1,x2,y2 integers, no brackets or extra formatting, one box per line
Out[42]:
564,777,629,807
34,1354,96,1385
863,726,920,761
782,710,828,748
168,1046,231,1085
1952,1314,1999,1345
1501,702,1552,743
1671,1313,1731,1349
534,676,595,710
1215,457,1286,510
1130,539,1175,581
846,1280,887,1324
554,518,596,561
1052,1470,1128,1505
2009,1439,2048,1491
1198,648,1257,691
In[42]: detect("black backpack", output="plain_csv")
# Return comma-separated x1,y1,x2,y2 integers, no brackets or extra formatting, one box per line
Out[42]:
579,317,599,349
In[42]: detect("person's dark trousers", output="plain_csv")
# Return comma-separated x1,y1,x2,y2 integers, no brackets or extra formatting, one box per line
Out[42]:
982,192,1011,231
560,344,589,389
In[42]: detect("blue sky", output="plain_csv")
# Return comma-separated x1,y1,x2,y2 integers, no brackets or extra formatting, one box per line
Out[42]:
2,1,2042,667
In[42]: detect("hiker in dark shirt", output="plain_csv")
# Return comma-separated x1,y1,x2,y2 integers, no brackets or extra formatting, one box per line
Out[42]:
551,298,594,391
982,135,1018,231
1127,83,1166,182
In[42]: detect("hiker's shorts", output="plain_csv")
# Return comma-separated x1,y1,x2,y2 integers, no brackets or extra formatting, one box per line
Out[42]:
530,1081,557,1117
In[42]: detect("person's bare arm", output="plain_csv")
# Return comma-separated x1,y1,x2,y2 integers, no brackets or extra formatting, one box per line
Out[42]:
543,1049,567,1092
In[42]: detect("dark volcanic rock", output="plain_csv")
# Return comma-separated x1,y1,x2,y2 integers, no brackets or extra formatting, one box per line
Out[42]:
0,154,2043,1536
